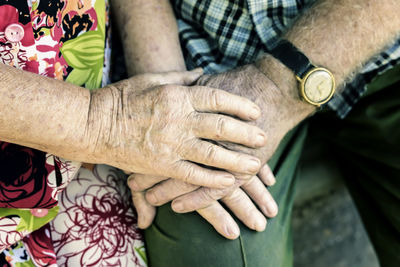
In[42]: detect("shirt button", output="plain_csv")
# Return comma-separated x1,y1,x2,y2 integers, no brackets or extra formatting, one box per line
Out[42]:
5,23,25,43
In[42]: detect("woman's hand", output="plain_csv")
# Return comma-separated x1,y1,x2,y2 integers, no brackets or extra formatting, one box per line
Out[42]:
86,70,267,188
128,164,278,239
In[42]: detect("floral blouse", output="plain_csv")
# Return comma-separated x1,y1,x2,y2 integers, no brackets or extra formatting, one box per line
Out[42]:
0,0,116,265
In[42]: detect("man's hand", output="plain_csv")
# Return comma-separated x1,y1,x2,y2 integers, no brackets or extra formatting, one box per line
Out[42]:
86,69,267,188
128,164,277,239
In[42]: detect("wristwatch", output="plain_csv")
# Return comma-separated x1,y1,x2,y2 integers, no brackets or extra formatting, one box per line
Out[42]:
269,40,335,106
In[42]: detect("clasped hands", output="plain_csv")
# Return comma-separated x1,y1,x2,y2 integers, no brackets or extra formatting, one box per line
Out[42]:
123,66,293,239
92,64,309,239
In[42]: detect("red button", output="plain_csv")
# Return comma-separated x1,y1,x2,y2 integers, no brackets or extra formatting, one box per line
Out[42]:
5,23,24,43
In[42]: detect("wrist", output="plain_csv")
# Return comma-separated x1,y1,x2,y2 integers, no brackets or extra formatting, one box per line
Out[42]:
85,85,124,164
254,55,317,119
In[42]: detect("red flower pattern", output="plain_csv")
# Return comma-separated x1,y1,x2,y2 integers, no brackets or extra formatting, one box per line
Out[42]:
23,224,57,266
51,166,145,267
0,142,57,209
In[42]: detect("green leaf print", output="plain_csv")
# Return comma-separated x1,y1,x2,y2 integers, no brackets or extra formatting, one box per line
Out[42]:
0,207,59,233
135,245,148,264
66,68,92,85
61,0,106,90
15,259,36,267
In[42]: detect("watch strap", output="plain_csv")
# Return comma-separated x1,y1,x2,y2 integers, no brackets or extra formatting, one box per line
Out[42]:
269,40,314,78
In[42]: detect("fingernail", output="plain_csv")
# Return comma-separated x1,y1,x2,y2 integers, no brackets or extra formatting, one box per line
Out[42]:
172,200,184,212
247,159,261,173
226,224,240,238
146,191,158,205
267,201,278,217
267,173,276,186
255,133,266,147
249,105,261,120
220,175,235,187
255,217,267,232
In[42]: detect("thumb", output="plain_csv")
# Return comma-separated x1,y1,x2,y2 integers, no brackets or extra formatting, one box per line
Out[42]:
131,191,157,229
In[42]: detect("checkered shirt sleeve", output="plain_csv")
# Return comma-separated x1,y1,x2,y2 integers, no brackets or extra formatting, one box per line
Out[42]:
172,0,400,118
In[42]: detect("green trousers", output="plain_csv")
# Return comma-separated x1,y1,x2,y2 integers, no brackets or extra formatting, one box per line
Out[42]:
145,65,400,267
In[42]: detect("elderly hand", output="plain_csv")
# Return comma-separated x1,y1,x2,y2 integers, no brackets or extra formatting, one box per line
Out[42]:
127,63,314,238
153,64,314,212
128,164,277,239
86,69,267,189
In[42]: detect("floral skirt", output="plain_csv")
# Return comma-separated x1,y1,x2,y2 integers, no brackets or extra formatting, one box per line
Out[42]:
0,164,146,267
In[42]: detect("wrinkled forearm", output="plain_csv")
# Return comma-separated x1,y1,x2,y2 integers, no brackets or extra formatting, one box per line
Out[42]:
0,64,92,161
112,0,186,76
258,0,400,100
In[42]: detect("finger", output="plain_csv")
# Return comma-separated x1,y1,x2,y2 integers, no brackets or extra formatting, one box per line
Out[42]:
222,188,267,232
258,164,276,186
182,139,261,175
171,185,234,213
189,87,261,120
167,161,235,188
241,176,278,218
192,113,267,148
197,202,240,240
127,174,168,191
147,69,204,86
146,179,199,206
131,191,157,229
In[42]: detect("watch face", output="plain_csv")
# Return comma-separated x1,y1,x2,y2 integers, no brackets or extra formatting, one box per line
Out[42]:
302,68,335,105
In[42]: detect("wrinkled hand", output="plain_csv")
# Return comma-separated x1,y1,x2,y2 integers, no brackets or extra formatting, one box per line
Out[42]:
128,164,277,239
127,64,314,239
86,69,268,188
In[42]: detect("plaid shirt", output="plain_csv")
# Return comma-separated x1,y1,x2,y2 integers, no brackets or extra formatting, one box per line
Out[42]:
172,0,400,118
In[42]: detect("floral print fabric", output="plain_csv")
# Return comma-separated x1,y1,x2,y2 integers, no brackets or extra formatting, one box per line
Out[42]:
50,165,146,267
0,0,145,266
0,0,108,86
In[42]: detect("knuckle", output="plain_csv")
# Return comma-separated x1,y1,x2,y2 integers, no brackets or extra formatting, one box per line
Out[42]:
146,190,165,206
191,112,201,124
158,84,180,98
215,117,226,137
205,145,218,162
199,188,218,203
210,89,223,109
223,189,243,205
207,187,231,201
249,128,259,146
182,165,196,183
242,176,257,187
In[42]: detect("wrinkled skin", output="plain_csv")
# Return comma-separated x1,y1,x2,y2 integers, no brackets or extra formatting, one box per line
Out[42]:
128,65,314,238
87,69,267,189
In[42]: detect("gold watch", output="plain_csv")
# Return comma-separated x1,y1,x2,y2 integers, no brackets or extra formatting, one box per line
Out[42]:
269,40,335,106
